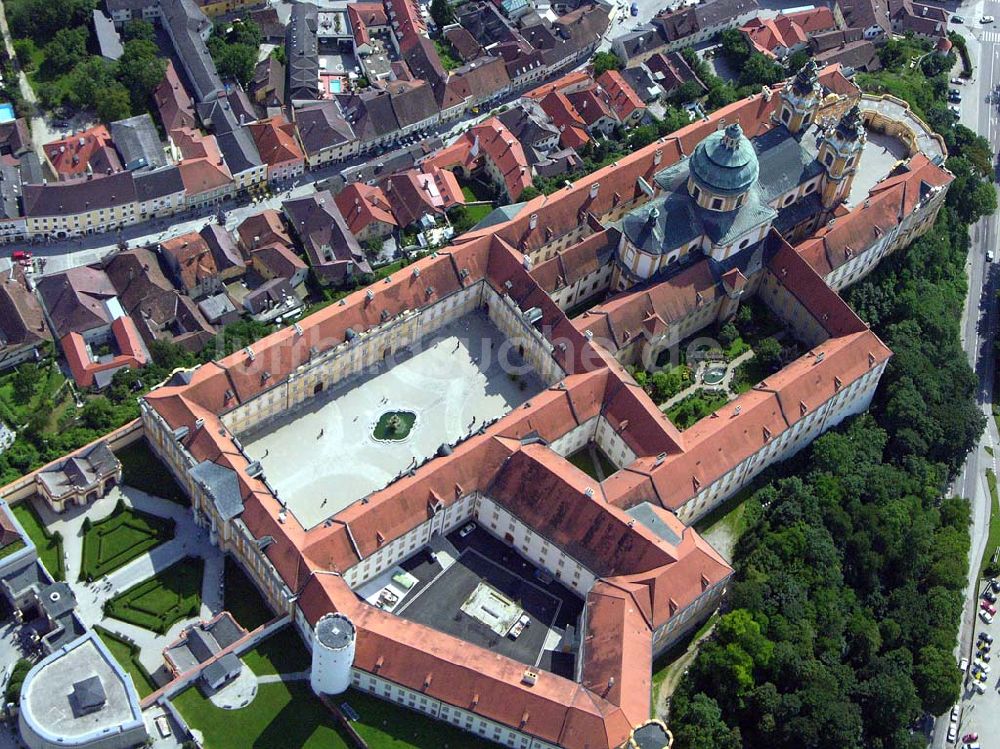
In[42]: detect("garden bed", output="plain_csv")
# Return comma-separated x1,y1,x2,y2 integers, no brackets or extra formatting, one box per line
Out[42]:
665,389,731,430
80,504,175,580
104,557,204,634
12,502,63,581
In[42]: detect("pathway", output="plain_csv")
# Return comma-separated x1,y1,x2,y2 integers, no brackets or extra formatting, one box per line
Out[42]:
257,671,310,684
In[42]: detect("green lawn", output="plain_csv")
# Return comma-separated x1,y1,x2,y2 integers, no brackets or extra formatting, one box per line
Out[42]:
116,438,189,506
567,444,618,481
174,682,497,749
105,557,204,634
80,505,175,580
0,539,25,560
12,503,64,581
981,469,1000,579
666,389,731,430
174,681,351,749
95,626,158,698
462,202,494,225
241,627,311,676
223,557,273,631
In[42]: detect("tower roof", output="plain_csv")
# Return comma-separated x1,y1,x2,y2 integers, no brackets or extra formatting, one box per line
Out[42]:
791,58,819,96
834,104,865,142
689,123,759,197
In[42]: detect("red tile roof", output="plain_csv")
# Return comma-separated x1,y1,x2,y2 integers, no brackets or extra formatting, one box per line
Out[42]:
44,126,120,180
334,182,398,235
596,70,646,121
248,115,305,169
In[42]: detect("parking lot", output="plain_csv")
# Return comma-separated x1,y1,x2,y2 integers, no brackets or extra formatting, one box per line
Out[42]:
948,578,1000,746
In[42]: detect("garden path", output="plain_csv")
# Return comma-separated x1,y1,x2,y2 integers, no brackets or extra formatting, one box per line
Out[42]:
658,349,755,412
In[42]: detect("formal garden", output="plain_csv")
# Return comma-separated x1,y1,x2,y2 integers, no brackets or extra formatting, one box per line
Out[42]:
11,502,63,581
79,501,175,581
665,389,731,430
104,557,204,634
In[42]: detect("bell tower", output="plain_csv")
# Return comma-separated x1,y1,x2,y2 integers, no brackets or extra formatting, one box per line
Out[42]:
778,59,820,135
817,105,866,208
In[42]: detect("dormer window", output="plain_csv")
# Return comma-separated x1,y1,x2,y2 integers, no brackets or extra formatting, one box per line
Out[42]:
711,197,723,210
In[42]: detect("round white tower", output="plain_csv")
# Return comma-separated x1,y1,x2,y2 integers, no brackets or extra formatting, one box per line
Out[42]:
310,613,356,696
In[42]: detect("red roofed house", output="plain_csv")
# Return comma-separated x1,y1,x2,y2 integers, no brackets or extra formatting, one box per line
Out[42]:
425,118,534,202
63,315,148,388
43,126,121,181
347,2,389,55
160,231,225,300
173,127,235,206
741,7,838,58
334,182,398,241
597,70,646,126
538,91,591,149
248,115,306,184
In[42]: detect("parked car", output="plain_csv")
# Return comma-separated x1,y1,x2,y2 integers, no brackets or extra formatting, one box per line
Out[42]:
10,250,30,261
980,600,996,614
948,724,958,744
979,632,994,644
630,1,638,14
950,705,961,723
952,78,965,85
963,733,979,743
982,15,994,23
458,522,476,538
981,610,994,624
960,657,970,671
976,658,991,672
952,14,964,22
983,588,997,602
988,250,996,263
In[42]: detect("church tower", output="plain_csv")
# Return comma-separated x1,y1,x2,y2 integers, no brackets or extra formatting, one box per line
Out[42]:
817,104,866,209
778,59,820,135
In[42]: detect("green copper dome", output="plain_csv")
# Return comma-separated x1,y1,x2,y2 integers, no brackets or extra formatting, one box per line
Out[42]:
689,123,759,198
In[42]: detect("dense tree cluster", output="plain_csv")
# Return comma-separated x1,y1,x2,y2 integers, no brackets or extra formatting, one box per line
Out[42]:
208,17,262,87
9,0,164,119
670,42,993,749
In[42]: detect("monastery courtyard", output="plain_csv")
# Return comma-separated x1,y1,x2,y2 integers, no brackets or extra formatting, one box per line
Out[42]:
243,312,544,528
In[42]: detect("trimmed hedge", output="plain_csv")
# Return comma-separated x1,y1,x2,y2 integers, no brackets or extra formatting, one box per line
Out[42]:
105,557,204,634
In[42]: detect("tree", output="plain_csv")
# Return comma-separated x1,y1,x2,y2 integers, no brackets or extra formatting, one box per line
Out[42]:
430,0,453,28
719,28,751,62
738,52,784,88
230,17,263,48
117,38,167,110
11,363,38,403
519,185,541,201
42,26,88,76
592,51,622,76
672,692,742,749
123,19,155,42
95,82,132,122
80,397,116,431
271,45,286,65
672,79,705,104
786,50,810,74
755,337,782,370
215,43,257,86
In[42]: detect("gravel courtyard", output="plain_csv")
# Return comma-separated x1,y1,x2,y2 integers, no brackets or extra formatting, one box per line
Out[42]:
243,312,544,528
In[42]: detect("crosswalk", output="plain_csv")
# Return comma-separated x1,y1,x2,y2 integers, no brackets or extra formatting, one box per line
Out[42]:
975,30,1000,43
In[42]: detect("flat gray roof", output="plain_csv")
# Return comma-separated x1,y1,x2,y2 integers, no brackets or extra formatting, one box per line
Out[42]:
20,632,144,744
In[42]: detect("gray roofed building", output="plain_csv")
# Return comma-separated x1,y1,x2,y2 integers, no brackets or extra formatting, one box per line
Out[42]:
161,0,225,102
619,65,662,103
0,270,51,371
198,98,264,179
164,612,247,675
21,170,137,220
36,266,121,339
286,2,320,103
199,224,244,276
92,10,123,60
35,442,121,512
337,90,399,144
134,164,185,203
201,652,242,690
294,101,356,159
18,631,147,749
197,292,239,325
0,163,23,220
110,114,167,171
242,277,302,318
17,152,43,185
387,81,438,130
190,459,244,520
283,190,371,286
497,102,560,156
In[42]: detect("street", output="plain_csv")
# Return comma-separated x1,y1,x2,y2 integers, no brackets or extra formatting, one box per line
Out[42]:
933,0,1000,745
